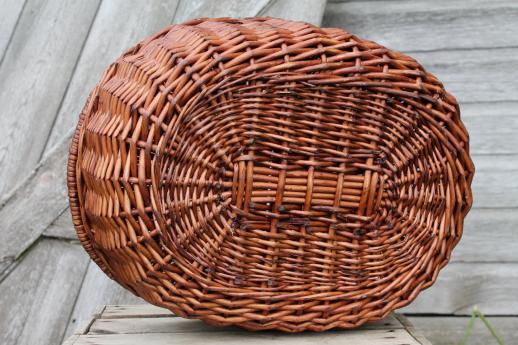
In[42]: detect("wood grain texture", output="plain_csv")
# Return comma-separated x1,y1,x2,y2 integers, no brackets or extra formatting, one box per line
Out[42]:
259,0,327,26
471,155,518,208
461,102,518,155
63,263,143,340
0,136,70,276
323,0,518,51
101,305,174,319
0,0,100,197
0,0,25,60
413,48,518,103
44,0,179,155
401,263,518,315
0,240,88,345
407,316,518,345
454,208,518,262
173,0,271,23
43,207,76,240
70,329,422,345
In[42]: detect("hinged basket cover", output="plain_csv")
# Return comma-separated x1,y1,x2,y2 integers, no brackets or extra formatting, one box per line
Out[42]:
67,17,474,332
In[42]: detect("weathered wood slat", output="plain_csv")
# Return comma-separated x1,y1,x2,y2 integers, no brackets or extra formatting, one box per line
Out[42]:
0,138,70,275
324,0,518,51
461,102,518,155
413,48,518,103
71,329,421,345
0,240,89,345
172,0,271,23
43,0,179,155
471,155,518,208
454,208,518,262
63,263,144,340
402,263,518,315
43,207,76,240
0,0,100,197
407,316,518,345
172,0,326,25
0,0,25,59
101,305,174,319
259,0,327,26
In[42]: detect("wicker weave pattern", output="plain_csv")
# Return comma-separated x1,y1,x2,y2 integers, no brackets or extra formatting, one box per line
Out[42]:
68,17,474,332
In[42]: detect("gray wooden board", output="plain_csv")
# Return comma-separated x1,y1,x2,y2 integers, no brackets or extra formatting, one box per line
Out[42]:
64,305,427,345
63,263,144,340
43,0,180,155
323,0,518,51
471,155,518,209
401,262,518,315
43,207,76,240
407,316,518,345
412,48,518,103
0,0,100,197
173,0,271,23
0,239,89,345
461,102,518,155
0,0,25,60
454,208,518,262
69,330,421,345
0,134,70,276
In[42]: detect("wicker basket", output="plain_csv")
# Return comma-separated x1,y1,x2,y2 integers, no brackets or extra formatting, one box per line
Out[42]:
67,17,474,332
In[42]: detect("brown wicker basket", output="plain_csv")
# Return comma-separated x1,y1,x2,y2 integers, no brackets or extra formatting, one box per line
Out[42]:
67,17,474,332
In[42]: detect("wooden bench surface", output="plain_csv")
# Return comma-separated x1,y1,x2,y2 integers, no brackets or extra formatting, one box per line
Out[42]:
63,305,432,345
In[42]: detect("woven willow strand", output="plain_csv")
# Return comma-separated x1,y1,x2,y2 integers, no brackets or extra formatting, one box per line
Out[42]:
68,17,474,332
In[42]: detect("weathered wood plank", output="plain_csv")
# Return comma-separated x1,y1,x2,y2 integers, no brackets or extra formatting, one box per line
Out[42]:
71,329,422,345
259,0,327,26
395,315,432,345
172,0,271,23
401,263,518,315
43,207,76,240
173,0,326,25
0,0,25,60
464,116,518,155
407,316,518,345
461,102,518,155
0,0,100,197
0,137,70,275
324,0,518,51
471,155,518,208
101,305,173,319
44,0,180,155
413,48,518,103
63,263,144,340
0,240,89,345
454,208,518,262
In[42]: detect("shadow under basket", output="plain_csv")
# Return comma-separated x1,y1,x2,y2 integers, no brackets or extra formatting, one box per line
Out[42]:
67,17,474,332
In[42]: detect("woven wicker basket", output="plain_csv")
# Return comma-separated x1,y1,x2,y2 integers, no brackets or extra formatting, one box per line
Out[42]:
67,17,474,332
